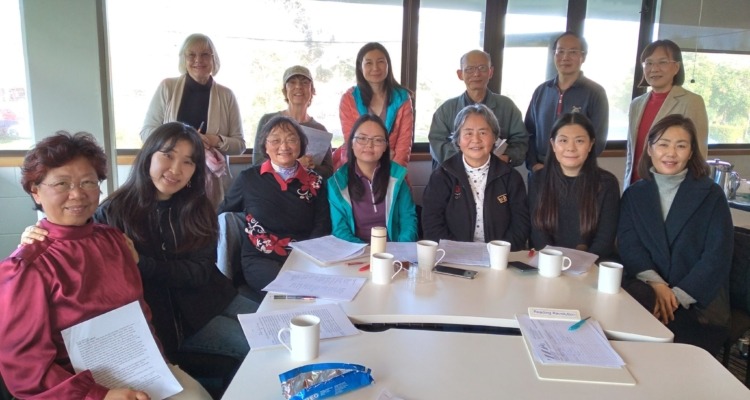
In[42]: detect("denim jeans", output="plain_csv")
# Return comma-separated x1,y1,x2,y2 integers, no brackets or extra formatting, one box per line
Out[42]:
179,294,258,360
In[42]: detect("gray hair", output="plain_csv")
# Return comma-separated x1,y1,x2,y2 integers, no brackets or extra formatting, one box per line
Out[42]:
178,33,221,75
451,104,501,148
459,50,491,68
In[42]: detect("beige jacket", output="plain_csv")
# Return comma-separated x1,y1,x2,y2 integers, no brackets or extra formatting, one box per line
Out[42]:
624,85,708,189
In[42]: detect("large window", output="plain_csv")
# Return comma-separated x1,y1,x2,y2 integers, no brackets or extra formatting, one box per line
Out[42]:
501,0,567,115
415,0,485,143
584,0,642,141
0,0,31,150
107,0,402,150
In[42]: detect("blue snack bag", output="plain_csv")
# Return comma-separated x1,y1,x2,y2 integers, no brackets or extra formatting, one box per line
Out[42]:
279,362,374,399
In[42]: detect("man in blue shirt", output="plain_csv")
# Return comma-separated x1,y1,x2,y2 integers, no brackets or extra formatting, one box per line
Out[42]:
525,32,609,172
429,50,528,168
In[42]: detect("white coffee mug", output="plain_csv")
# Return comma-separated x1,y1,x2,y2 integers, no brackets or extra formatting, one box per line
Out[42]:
417,240,446,272
486,240,511,270
371,252,404,284
277,314,320,361
538,249,572,278
598,261,624,294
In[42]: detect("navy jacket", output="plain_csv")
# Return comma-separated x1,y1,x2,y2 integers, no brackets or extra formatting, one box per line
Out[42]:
617,172,733,307
422,153,529,250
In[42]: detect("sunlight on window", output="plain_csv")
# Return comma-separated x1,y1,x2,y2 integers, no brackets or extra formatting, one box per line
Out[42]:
106,0,402,149
0,0,32,150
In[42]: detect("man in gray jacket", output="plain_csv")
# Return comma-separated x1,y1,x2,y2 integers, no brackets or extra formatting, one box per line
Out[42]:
428,50,528,168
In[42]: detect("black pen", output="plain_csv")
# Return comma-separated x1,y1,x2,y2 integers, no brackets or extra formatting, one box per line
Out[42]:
273,295,317,300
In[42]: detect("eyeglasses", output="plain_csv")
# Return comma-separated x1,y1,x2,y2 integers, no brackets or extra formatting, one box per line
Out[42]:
186,53,213,62
38,180,101,194
266,137,300,146
554,49,584,57
642,60,678,69
353,136,387,146
462,65,490,75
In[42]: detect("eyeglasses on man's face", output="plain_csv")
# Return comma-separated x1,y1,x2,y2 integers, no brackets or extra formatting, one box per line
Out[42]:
353,136,387,146
186,52,213,62
462,65,490,75
642,60,678,69
38,180,101,194
554,49,584,58
266,137,300,147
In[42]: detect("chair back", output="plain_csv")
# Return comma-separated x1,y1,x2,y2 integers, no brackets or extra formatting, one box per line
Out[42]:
730,227,750,312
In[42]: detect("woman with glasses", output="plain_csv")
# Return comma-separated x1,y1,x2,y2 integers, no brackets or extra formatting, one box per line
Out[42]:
219,116,331,301
624,39,708,188
5,131,211,399
422,104,529,250
528,113,619,259
618,114,731,354
253,65,334,178
334,42,414,169
141,33,246,208
19,123,257,390
328,114,417,243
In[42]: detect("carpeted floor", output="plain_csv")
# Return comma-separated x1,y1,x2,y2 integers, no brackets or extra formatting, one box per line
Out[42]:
718,340,750,386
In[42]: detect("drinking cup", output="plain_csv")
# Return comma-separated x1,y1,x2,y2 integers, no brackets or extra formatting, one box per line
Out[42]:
417,240,446,272
370,226,387,264
598,261,624,294
538,249,572,278
371,252,404,284
277,314,320,361
486,240,511,270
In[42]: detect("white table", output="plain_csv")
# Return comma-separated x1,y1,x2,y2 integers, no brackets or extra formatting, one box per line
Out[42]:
222,329,748,399
258,250,673,342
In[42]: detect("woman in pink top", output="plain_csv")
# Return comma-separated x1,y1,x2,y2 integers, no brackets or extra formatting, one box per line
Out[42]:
334,42,414,169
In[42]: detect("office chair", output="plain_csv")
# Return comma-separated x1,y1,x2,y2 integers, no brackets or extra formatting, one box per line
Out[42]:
723,226,750,386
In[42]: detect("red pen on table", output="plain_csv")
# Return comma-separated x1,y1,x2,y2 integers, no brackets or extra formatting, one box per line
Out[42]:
347,261,366,266
528,248,536,258
358,264,370,272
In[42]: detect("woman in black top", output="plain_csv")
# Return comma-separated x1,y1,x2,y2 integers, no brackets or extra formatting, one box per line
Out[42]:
528,113,619,258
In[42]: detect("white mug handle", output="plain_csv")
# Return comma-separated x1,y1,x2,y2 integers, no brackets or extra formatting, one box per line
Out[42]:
561,256,572,271
435,249,446,266
277,327,293,353
391,260,404,280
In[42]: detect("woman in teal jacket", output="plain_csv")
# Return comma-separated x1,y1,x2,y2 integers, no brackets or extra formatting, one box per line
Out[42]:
328,114,417,243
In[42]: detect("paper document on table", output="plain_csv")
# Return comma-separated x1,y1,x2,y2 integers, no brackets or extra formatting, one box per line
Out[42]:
290,235,367,265
517,314,624,368
385,242,418,263
438,240,489,266
263,270,367,301
301,126,334,165
61,301,182,399
529,246,598,275
238,303,359,349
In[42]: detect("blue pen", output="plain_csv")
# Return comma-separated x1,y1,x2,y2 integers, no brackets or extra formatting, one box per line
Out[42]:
568,316,591,331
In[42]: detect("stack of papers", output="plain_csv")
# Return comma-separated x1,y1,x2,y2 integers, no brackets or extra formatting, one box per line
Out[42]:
517,314,624,368
290,235,367,265
438,240,489,266
238,303,359,349
529,246,598,275
263,271,367,302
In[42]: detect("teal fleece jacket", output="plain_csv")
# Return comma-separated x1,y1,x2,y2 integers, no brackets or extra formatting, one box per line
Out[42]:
328,161,418,243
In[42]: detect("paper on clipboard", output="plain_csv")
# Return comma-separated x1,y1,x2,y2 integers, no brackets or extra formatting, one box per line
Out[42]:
301,126,333,165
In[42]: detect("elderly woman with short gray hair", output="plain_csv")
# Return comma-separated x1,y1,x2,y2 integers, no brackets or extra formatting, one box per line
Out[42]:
421,103,529,250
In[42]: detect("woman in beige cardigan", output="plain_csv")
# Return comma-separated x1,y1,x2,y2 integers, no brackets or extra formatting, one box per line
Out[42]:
624,39,707,189
141,33,245,208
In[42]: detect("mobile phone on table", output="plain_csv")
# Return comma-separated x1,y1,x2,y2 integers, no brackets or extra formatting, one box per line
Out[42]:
509,261,537,273
433,265,477,279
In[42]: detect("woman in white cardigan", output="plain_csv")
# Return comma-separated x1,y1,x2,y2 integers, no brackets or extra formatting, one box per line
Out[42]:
141,33,245,208
624,39,707,189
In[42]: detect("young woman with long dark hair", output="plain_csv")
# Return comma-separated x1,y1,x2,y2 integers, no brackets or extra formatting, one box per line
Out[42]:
528,113,620,258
